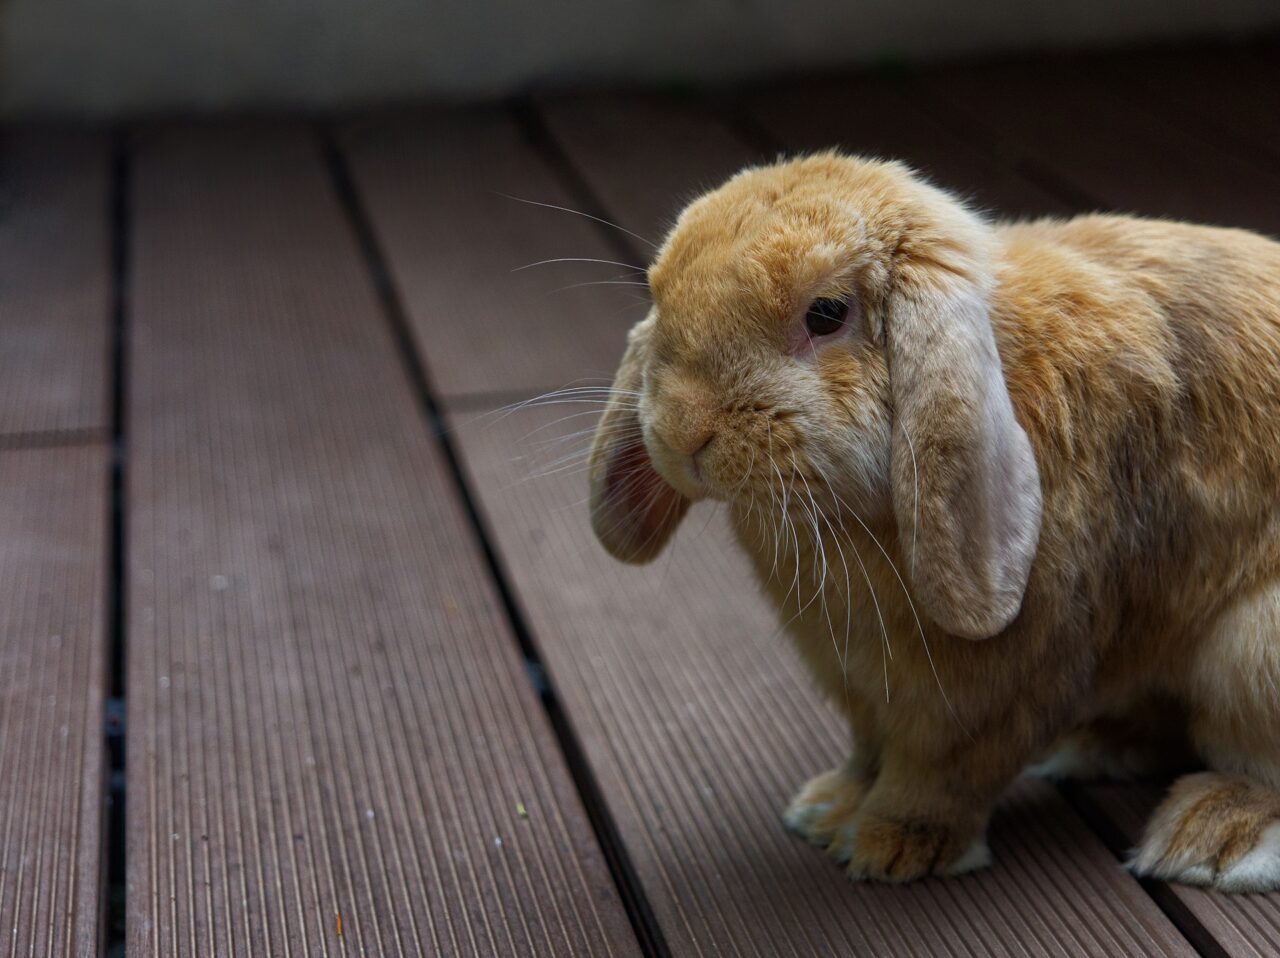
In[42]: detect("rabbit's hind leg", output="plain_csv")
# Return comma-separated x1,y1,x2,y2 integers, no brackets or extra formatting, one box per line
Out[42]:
1131,585,1280,891
1130,772,1280,891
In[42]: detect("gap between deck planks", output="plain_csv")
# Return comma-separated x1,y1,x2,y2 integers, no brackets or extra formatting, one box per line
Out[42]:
123,122,637,957
342,90,1234,954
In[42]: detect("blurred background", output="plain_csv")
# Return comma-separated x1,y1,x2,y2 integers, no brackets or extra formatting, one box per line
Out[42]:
3,0,1279,115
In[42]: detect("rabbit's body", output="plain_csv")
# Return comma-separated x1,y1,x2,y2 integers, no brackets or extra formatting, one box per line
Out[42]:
589,153,1280,890
738,214,1280,886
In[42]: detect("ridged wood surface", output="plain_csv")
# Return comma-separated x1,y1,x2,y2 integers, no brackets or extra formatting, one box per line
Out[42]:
0,129,110,442
125,122,637,957
448,403,1197,956
341,111,638,402
0,444,108,957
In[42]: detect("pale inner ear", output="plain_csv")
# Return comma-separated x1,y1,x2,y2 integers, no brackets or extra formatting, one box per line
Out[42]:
890,282,1042,639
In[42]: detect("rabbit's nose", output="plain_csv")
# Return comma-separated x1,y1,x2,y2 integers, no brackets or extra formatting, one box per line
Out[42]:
655,420,716,458
654,398,714,454
653,377,718,457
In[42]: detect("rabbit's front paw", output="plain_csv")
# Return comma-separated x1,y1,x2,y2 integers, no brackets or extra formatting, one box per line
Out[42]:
845,812,990,883
784,764,869,860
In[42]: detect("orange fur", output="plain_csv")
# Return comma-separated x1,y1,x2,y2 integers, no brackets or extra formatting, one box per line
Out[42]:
588,152,1280,888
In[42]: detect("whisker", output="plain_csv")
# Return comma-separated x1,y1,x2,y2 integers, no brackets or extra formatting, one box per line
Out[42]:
506,459,594,487
814,501,861,706
549,279,653,294
824,485,971,738
495,192,659,250
792,468,839,668
781,442,887,706
479,386,642,427
517,410,620,442
803,463,893,702
513,256,647,273
511,425,644,475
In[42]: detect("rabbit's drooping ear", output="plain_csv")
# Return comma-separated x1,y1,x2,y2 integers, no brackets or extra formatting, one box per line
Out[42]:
589,315,690,563
888,266,1042,640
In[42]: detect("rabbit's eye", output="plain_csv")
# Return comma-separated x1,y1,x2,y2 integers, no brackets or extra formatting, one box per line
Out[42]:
805,297,849,337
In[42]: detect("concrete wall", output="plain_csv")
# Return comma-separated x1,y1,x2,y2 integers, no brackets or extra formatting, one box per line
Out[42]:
4,0,1279,117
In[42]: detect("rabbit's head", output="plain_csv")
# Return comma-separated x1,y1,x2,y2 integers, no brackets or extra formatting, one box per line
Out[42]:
589,152,1041,639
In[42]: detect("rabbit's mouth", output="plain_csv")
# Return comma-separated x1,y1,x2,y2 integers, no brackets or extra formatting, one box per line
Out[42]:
689,450,706,484
645,436,713,501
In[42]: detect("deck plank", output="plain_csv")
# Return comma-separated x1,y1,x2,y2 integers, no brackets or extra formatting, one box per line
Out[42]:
449,403,1196,956
915,57,1280,235
741,74,1072,217
341,111,637,402
125,122,638,957
0,444,108,956
0,129,111,442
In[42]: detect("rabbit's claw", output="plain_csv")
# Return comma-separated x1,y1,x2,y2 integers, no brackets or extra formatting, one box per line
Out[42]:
845,812,991,883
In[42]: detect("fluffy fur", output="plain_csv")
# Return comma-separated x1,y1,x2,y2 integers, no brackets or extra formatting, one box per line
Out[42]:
586,151,1280,889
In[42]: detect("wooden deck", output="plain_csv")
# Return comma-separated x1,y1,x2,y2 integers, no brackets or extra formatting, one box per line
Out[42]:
2,41,1280,956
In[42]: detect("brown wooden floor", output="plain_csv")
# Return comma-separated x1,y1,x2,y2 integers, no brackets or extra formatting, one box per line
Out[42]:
3,39,1280,956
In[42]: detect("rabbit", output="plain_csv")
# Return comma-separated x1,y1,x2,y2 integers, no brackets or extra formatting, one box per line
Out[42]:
586,150,1280,891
